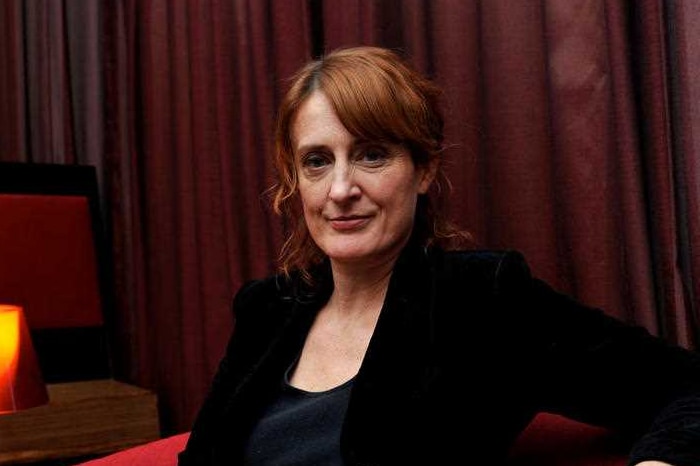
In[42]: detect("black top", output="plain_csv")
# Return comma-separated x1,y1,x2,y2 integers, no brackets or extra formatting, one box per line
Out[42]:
243,361,353,465
180,245,700,465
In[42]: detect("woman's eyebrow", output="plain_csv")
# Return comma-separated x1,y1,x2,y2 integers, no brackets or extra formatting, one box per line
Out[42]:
295,143,328,154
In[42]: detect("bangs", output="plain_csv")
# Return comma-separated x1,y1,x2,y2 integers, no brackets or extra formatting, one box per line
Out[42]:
317,55,437,149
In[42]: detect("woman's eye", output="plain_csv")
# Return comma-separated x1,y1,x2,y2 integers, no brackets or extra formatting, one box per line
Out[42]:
358,146,388,164
302,153,329,169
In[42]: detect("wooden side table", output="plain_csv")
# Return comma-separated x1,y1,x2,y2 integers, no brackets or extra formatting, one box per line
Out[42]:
0,379,160,465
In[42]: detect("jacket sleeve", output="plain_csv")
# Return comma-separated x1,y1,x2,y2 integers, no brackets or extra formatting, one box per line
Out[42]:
177,278,267,465
495,251,700,466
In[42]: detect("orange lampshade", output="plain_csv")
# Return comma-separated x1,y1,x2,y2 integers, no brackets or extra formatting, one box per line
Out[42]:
0,304,49,414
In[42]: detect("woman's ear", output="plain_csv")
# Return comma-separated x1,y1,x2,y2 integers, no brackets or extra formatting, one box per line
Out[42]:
417,158,439,194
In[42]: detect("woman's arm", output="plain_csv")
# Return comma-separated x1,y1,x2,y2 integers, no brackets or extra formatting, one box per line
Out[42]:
496,251,700,466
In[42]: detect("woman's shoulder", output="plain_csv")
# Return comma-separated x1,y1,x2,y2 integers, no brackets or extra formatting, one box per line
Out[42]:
232,267,329,312
233,272,300,305
422,247,533,293
431,247,529,272
438,247,520,261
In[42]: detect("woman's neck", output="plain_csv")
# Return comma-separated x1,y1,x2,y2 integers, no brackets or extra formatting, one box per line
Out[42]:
327,255,396,318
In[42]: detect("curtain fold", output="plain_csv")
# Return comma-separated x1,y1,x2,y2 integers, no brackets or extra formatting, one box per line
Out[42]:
543,0,630,321
0,0,26,160
666,0,700,346
631,0,692,346
103,0,311,431
2,0,698,432
603,0,659,333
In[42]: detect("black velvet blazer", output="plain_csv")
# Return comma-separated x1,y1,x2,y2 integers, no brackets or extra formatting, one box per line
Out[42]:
179,245,700,466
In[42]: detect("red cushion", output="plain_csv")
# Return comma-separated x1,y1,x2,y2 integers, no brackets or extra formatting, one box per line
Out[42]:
76,432,189,466
76,413,629,466
508,413,629,465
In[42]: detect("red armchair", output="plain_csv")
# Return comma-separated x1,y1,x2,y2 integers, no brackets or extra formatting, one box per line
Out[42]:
78,413,629,465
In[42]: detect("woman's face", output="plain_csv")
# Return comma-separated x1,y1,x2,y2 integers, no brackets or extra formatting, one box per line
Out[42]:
292,90,434,266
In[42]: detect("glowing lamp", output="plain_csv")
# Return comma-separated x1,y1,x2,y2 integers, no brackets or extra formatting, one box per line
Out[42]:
0,304,48,414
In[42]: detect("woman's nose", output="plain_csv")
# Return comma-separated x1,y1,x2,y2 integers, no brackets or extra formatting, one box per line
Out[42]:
328,163,360,201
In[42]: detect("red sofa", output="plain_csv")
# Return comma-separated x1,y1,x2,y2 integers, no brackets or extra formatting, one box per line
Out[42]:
77,413,629,465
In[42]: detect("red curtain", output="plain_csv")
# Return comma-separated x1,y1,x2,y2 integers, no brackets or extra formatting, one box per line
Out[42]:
102,0,311,431
1,0,698,433
669,0,700,351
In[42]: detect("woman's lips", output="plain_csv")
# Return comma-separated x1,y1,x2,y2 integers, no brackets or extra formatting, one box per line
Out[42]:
328,216,370,231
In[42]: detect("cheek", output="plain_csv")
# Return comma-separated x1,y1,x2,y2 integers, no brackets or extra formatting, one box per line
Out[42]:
298,181,326,212
378,180,418,216
393,171,424,199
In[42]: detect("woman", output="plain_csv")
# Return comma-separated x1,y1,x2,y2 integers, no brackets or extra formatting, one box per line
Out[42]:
179,46,700,465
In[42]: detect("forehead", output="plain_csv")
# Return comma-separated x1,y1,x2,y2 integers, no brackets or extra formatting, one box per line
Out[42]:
292,91,352,150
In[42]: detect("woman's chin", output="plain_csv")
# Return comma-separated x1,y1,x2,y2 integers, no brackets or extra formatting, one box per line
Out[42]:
324,244,400,267
319,233,408,266
325,248,371,263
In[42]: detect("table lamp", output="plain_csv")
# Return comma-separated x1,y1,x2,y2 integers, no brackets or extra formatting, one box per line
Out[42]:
0,304,49,414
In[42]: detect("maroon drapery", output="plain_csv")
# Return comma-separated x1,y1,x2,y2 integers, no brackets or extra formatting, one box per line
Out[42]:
1,0,698,433
0,1,25,160
669,0,700,351
102,0,311,430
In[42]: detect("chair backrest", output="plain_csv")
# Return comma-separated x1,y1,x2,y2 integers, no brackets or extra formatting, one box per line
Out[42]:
0,162,113,382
